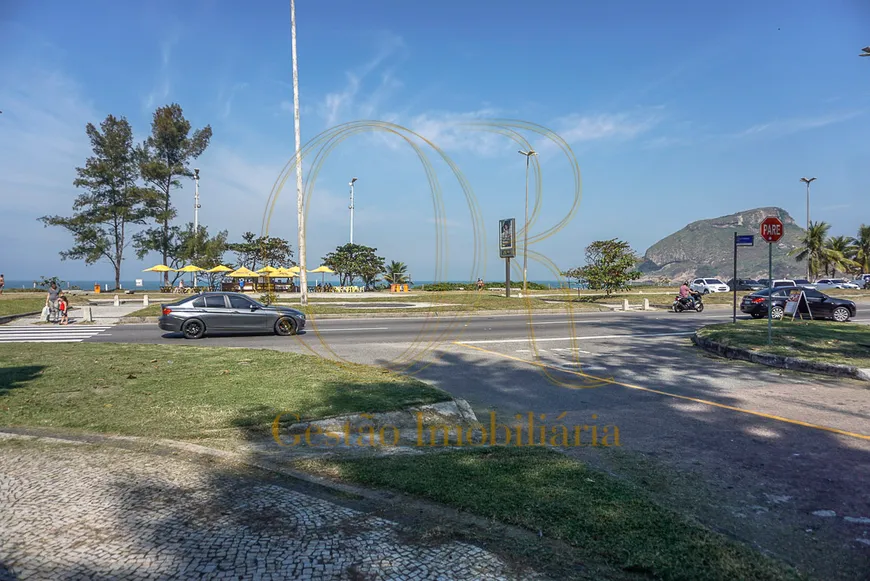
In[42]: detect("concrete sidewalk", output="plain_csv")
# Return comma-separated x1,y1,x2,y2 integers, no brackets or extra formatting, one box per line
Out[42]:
10,303,144,326
0,433,546,580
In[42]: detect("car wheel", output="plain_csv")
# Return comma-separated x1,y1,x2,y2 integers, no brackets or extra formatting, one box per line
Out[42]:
702,288,709,294
275,316,297,336
770,305,784,319
832,307,851,322
181,319,205,339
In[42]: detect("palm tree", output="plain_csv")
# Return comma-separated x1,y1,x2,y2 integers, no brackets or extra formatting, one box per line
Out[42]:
824,236,857,278
790,221,831,279
383,260,409,284
852,224,870,274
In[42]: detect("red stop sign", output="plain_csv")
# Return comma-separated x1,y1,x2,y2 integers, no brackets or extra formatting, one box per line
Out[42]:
760,217,784,243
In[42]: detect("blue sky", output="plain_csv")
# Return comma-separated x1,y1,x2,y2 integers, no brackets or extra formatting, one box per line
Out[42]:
1,0,869,283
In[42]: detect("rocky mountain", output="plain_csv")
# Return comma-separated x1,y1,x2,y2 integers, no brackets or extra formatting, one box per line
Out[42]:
638,207,807,281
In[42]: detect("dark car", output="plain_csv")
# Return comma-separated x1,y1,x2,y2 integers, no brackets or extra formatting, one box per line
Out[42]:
726,278,764,291
740,286,856,322
158,292,306,339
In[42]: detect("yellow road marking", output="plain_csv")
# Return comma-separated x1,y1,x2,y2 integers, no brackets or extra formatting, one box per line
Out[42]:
453,342,870,442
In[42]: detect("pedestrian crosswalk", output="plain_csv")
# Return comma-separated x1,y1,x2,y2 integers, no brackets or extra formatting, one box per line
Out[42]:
0,325,113,343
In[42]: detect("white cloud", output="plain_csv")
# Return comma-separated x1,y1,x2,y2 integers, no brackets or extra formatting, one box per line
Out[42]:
314,33,407,127
0,68,98,212
734,111,864,139
143,35,178,111
552,111,661,143
219,82,249,119
405,108,510,156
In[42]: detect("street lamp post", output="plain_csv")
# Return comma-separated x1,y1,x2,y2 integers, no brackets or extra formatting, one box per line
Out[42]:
290,0,307,305
800,177,816,280
518,149,537,294
193,168,201,287
193,168,201,232
349,177,358,244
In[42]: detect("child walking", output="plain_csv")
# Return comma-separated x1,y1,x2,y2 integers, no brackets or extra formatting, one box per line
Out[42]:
58,296,69,325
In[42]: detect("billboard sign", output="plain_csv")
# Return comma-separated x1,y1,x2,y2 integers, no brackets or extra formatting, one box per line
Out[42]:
499,218,516,258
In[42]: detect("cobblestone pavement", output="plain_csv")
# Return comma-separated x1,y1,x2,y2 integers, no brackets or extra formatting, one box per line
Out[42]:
0,439,543,580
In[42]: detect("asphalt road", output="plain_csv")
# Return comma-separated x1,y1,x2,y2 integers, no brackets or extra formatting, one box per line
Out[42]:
85,308,870,577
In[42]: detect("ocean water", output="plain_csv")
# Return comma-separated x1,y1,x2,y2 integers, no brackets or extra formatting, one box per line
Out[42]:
4,279,588,291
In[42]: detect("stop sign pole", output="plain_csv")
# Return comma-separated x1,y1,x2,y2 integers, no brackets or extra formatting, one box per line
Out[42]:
760,217,784,345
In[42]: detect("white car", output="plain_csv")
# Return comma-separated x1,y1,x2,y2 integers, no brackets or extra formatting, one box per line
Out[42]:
689,278,730,294
815,278,860,290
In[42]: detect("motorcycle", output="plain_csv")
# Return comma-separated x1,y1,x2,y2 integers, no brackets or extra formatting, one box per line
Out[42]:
673,292,704,313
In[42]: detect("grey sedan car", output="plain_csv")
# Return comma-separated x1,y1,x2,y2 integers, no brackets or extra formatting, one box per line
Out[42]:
158,292,306,339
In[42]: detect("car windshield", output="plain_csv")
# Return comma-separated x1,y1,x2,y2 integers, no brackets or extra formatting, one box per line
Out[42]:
831,279,846,283
705,279,724,284
794,279,810,284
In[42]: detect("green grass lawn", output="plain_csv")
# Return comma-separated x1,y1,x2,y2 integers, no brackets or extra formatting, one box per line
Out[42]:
697,319,870,367
0,296,47,317
0,343,449,440
297,447,800,581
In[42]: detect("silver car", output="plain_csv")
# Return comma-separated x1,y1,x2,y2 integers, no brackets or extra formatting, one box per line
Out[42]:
815,278,860,290
158,292,306,339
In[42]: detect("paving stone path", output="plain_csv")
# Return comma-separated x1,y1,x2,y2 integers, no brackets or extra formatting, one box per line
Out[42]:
0,439,542,580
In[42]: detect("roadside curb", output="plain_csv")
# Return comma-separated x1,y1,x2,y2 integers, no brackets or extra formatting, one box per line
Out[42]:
691,333,870,382
0,311,41,325
282,399,478,436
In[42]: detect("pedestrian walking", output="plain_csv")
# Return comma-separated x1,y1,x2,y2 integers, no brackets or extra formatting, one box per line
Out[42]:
0,273,5,294
58,295,69,325
45,282,62,323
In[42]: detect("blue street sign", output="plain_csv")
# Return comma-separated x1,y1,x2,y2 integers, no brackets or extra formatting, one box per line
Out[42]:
735,235,754,247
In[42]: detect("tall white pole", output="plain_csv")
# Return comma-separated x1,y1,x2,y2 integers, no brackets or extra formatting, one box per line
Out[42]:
800,177,816,281
193,169,200,287
193,170,200,233
523,154,529,294
291,0,307,305
518,150,536,294
349,180,354,244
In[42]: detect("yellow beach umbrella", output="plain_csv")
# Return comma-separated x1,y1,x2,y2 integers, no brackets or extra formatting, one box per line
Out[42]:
142,264,175,289
257,266,280,275
307,265,334,286
227,267,259,278
174,264,204,288
227,266,259,291
176,264,204,272
206,265,233,273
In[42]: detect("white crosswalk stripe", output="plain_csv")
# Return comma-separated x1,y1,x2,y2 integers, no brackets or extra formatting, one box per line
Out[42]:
0,325,113,343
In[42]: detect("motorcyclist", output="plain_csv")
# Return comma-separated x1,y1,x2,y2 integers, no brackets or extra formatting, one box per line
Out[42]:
678,281,700,308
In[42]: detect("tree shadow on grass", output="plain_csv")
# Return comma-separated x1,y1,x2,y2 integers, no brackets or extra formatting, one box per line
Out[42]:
362,343,870,581
0,366,46,395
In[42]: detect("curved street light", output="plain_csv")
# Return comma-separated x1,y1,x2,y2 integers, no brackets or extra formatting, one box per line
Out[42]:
518,150,537,294
800,177,816,280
